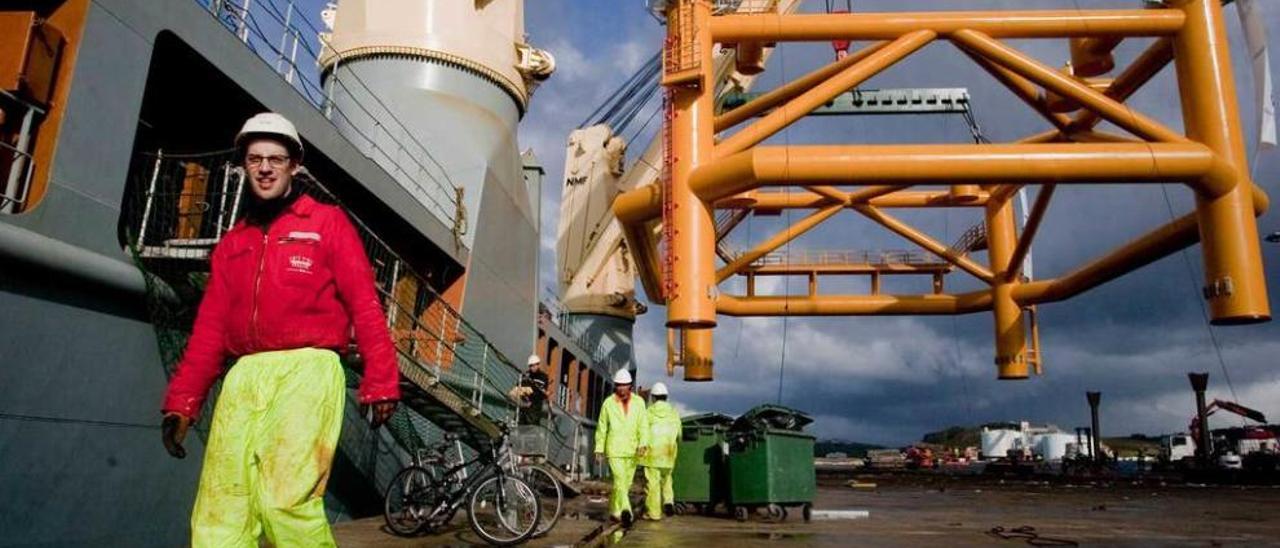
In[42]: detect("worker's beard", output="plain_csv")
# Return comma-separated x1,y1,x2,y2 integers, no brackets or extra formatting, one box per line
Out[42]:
245,186,300,227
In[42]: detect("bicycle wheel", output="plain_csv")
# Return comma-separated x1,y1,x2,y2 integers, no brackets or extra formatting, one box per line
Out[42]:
519,465,563,537
468,474,541,546
384,466,437,536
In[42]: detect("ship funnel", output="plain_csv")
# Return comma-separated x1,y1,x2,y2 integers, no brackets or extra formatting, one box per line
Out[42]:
319,0,553,251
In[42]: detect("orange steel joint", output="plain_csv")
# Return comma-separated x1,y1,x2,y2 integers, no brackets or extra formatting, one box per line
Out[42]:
631,0,1268,382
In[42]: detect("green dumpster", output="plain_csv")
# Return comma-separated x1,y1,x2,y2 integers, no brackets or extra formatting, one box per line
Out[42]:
726,405,816,522
672,412,734,513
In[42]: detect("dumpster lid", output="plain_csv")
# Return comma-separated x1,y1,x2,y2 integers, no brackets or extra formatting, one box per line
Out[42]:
732,404,813,432
682,412,735,427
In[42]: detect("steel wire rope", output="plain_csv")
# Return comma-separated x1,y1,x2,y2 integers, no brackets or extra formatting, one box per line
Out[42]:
776,38,792,406
610,63,663,132
582,52,662,129
1158,186,1242,406
942,112,977,423
580,51,658,128
604,61,661,131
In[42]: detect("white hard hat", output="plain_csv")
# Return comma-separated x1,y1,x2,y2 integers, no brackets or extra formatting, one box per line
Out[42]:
236,112,304,159
651,382,668,397
613,368,633,385
527,354,542,367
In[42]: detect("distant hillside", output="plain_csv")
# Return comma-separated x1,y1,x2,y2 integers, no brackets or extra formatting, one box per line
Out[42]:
921,425,982,448
815,440,884,458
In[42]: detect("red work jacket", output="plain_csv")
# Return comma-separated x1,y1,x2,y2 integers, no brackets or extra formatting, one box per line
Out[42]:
162,194,400,418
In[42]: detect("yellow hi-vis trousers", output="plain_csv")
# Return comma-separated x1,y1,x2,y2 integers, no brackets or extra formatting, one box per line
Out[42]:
607,457,637,518
191,348,346,548
643,467,674,520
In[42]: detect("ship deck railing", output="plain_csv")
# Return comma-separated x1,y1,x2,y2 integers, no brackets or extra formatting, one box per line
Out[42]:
193,0,465,237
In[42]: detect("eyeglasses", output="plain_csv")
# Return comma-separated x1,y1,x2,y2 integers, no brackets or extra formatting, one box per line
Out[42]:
245,154,291,168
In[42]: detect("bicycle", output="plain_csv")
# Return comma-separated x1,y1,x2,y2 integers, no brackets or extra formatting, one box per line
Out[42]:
384,426,541,546
508,424,564,538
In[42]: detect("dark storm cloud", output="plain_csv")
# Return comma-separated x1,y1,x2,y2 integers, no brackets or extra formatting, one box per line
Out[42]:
519,0,1280,445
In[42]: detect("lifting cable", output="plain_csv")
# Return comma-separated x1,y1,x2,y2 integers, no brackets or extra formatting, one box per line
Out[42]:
579,51,662,131
777,39,792,406
942,113,977,423
1159,186,1241,405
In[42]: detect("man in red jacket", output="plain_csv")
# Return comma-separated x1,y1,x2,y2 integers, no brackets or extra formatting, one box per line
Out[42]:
160,113,400,547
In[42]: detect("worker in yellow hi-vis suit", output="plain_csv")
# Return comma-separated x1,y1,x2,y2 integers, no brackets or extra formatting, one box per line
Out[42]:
594,368,648,527
640,382,681,521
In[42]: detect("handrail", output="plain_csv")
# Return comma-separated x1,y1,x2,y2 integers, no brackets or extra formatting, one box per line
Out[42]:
192,0,463,231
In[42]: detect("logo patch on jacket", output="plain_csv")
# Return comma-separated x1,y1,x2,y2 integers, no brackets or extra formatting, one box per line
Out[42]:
287,231,322,242
288,255,314,274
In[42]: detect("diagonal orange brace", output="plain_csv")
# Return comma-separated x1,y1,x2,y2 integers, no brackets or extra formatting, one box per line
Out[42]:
714,41,890,132
853,204,995,283
1005,184,1056,282
1069,38,1174,133
959,48,1071,131
716,202,844,282
952,29,1187,143
715,30,936,158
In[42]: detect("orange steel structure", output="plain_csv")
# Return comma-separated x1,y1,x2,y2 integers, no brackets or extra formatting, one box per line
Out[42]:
614,0,1271,382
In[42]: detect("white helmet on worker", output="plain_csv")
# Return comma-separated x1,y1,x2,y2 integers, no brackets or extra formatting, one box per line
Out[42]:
236,112,304,160
526,354,541,367
651,382,668,397
613,368,633,385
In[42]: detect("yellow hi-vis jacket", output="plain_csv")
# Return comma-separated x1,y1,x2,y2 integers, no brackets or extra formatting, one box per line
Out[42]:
594,394,649,457
639,400,680,468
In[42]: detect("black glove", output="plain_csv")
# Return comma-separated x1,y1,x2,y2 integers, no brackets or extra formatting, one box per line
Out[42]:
162,413,192,459
362,401,398,429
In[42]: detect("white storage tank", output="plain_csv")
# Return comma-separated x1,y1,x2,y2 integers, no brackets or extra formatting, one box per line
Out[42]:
1033,432,1078,462
981,426,1022,460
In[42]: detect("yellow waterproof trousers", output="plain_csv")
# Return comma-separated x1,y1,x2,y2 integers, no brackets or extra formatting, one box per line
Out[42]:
643,467,674,520
607,457,637,519
191,348,346,548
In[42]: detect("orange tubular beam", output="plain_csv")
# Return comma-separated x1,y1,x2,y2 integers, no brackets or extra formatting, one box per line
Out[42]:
666,0,717,329
683,327,713,381
952,30,1187,143
1070,36,1123,76
1014,185,1270,307
690,143,1220,202
717,292,993,316
1005,184,1056,282
716,30,937,158
852,205,995,283
988,184,1024,204
709,10,1184,41
749,190,988,210
1172,0,1269,324
959,48,1071,131
613,186,974,229
714,41,890,132
804,185,849,203
715,202,845,282
986,185,1029,379
1069,38,1174,132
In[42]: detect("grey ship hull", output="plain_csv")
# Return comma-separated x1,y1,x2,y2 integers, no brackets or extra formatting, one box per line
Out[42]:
0,0,542,545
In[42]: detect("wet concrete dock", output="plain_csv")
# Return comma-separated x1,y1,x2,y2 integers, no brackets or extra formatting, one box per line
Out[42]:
334,475,1280,546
